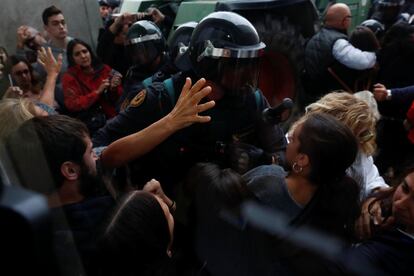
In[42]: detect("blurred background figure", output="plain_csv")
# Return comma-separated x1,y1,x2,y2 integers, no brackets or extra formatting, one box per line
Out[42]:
98,0,112,25
370,0,408,32
0,98,39,141
0,46,9,96
6,47,62,114
16,25,47,63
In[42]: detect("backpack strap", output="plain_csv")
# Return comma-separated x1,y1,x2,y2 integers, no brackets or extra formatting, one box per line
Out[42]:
142,76,152,89
163,78,176,107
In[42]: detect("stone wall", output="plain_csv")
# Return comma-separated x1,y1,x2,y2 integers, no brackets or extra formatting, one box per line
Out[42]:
0,0,102,54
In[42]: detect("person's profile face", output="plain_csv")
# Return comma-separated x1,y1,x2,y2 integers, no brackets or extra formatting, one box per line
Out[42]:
286,123,302,168
392,171,414,231
82,136,98,177
0,48,7,65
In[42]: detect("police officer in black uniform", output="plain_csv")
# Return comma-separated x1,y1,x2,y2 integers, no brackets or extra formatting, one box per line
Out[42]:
93,12,286,193
118,20,174,110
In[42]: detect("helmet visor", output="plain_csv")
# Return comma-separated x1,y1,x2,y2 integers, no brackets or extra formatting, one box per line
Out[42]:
217,57,261,96
125,42,158,67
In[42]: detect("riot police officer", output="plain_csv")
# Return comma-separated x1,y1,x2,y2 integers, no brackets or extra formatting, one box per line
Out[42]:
360,19,386,39
370,0,408,32
93,12,286,192
119,20,173,109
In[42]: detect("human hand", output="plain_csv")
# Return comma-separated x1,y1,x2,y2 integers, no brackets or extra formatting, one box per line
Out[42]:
143,179,166,198
37,47,62,77
111,12,135,33
403,119,413,131
143,179,175,211
356,197,381,240
97,79,110,95
135,12,149,21
166,78,215,130
147,8,165,24
17,25,31,49
110,73,122,89
355,192,395,240
3,86,24,99
373,83,388,102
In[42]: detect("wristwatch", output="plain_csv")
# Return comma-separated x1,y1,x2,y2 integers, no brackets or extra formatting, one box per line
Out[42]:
386,89,392,100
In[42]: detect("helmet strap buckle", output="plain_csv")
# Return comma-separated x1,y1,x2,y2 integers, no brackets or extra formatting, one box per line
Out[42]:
197,40,215,62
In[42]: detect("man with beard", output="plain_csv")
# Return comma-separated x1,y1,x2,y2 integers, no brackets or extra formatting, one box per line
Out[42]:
4,79,215,273
303,3,377,106
5,115,113,276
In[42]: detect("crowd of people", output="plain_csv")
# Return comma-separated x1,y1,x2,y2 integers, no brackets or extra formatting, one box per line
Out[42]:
0,0,414,275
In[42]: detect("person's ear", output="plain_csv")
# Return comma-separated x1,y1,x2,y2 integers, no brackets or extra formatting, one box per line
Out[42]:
296,153,309,168
60,161,81,181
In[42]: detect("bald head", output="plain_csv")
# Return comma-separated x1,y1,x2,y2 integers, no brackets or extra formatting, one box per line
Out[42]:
324,3,352,30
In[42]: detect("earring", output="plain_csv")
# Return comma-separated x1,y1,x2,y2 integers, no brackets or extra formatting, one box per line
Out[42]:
292,162,303,173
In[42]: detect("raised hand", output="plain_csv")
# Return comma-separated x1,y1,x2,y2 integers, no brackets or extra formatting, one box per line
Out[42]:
16,25,30,49
3,86,24,99
166,78,215,130
37,47,62,77
97,78,110,95
110,73,122,90
147,8,165,24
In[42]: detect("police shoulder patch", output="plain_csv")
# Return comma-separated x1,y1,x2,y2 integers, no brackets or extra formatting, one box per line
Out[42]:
129,89,147,108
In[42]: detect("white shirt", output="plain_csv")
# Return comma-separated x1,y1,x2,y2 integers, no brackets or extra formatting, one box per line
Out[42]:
332,39,376,70
346,151,389,199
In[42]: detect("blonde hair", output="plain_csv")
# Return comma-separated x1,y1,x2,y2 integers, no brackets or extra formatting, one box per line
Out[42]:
305,92,377,155
0,98,35,140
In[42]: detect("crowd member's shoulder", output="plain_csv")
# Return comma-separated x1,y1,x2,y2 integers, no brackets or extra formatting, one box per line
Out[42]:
243,164,286,185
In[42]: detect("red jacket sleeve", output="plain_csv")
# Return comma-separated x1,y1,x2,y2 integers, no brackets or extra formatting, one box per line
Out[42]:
406,101,414,144
62,72,100,112
407,100,414,124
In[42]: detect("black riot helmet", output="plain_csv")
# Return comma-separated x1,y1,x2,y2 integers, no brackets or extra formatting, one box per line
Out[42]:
125,20,167,68
188,12,266,97
376,0,405,24
360,19,385,37
168,21,197,69
378,0,405,6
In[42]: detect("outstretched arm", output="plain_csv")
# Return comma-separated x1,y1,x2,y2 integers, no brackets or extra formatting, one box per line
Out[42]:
100,78,215,168
37,47,62,107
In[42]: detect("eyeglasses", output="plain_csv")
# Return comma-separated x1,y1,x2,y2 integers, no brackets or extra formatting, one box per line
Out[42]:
13,69,30,77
